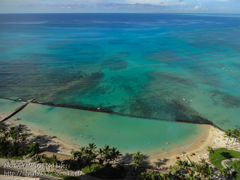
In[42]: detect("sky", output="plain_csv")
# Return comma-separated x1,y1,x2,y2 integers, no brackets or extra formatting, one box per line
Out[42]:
0,0,240,13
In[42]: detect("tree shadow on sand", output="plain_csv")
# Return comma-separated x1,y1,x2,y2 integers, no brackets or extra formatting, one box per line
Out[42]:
19,125,61,153
153,158,169,171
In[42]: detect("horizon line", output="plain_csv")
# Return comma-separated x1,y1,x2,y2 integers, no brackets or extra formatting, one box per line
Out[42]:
0,12,240,15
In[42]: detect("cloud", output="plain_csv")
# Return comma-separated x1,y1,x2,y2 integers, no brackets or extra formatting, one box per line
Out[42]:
1,0,240,13
20,2,187,11
194,3,202,10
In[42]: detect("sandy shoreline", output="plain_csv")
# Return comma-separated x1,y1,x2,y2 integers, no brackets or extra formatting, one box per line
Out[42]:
4,119,228,168
147,125,214,167
147,124,237,169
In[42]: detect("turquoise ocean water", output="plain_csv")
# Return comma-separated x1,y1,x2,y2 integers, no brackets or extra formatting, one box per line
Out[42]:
0,13,240,153
0,98,22,117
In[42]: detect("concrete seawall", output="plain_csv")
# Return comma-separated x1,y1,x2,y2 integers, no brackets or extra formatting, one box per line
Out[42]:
0,98,35,122
0,103,28,122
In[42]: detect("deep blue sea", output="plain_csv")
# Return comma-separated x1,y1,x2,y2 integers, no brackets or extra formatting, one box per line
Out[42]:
1,13,240,130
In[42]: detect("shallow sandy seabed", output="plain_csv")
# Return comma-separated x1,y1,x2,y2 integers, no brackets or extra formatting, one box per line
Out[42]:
5,119,233,168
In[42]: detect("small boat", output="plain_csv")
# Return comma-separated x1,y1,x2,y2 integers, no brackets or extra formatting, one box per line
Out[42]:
166,142,169,144
182,98,186,101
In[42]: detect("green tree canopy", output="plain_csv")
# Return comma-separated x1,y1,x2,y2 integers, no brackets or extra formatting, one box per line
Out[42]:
25,142,40,157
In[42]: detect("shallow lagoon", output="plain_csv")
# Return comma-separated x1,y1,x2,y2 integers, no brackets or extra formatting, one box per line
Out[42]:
11,103,204,154
0,98,22,118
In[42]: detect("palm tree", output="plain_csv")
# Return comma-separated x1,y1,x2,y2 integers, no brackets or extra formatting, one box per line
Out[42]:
16,126,22,135
175,159,184,166
103,145,110,152
92,153,97,164
97,148,104,165
232,128,239,144
190,161,197,168
104,150,111,166
199,158,206,164
168,164,180,176
31,154,41,162
219,168,228,180
204,162,209,169
207,166,215,180
185,170,197,180
141,172,148,180
109,147,117,164
84,150,92,171
108,147,121,165
41,154,48,171
224,129,232,146
49,154,57,172
193,164,202,174
134,160,141,172
160,173,171,180
88,143,96,152
175,159,186,178
146,170,158,180
0,122,6,134
236,130,240,147
51,154,57,164
20,133,27,144
132,151,143,162
20,133,27,158
132,151,143,172
97,148,104,159
103,145,110,164
114,150,122,164
206,146,214,154
71,151,82,161
79,147,85,153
